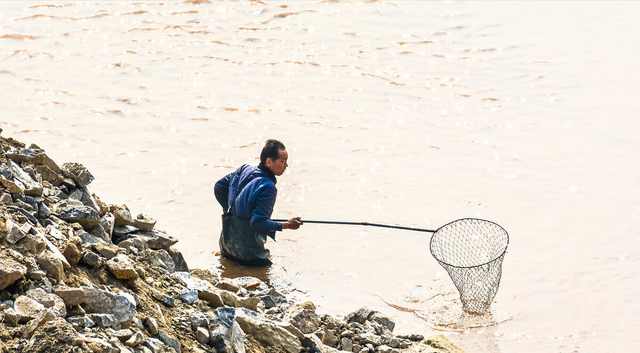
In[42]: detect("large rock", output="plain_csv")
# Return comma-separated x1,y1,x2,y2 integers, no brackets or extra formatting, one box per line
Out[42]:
14,295,45,322
106,254,139,280
35,164,63,186
36,250,65,281
82,286,136,323
284,301,321,334
92,242,120,259
53,287,86,307
0,174,24,194
345,306,374,324
26,288,66,317
133,214,156,232
370,311,396,332
235,310,302,353
0,254,28,290
62,162,94,188
55,200,100,229
63,242,82,266
158,331,182,353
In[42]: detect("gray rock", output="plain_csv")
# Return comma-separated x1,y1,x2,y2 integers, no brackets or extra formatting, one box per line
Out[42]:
115,328,135,341
82,251,103,267
360,332,382,346
99,212,116,238
69,189,83,201
167,248,188,272
5,218,27,244
0,252,27,290
36,250,65,281
7,148,39,164
79,231,103,244
114,224,139,237
196,327,209,344
133,214,156,232
0,174,25,194
82,286,136,323
0,192,13,204
158,330,182,353
118,236,147,255
89,313,118,328
346,306,374,325
4,307,21,326
142,338,165,353
342,337,354,352
38,202,51,218
8,160,43,196
37,231,71,269
209,321,244,353
370,312,395,332
54,287,86,306
284,301,321,334
172,272,213,292
55,200,100,229
145,317,159,336
148,249,175,273
191,311,208,331
180,290,198,304
141,230,178,250
80,187,100,212
62,162,94,188
67,315,95,328
35,164,63,186
90,224,111,243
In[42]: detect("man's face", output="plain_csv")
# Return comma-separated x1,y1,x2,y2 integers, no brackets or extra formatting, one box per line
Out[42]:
267,148,288,176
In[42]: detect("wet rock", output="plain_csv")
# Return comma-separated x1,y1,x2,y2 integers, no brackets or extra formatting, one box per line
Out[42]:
107,254,139,279
141,230,178,250
112,204,134,226
63,242,82,266
148,249,175,273
36,250,65,281
62,162,94,188
158,330,182,353
14,295,45,322
145,317,159,335
284,301,321,334
82,251,103,267
133,213,156,232
82,286,136,323
55,200,100,229
54,287,86,307
5,218,27,244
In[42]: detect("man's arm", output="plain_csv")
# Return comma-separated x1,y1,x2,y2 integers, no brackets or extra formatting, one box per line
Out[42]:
214,172,232,211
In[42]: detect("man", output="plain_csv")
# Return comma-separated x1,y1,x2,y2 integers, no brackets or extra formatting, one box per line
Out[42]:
214,139,302,266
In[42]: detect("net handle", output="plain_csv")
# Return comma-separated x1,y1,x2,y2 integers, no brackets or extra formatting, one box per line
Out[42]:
271,219,436,233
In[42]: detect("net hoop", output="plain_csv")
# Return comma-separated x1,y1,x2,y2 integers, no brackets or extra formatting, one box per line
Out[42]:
430,218,509,269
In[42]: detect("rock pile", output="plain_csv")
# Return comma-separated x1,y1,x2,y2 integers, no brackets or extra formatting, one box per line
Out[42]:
0,136,464,353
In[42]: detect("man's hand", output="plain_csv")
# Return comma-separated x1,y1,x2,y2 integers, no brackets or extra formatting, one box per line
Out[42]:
282,217,303,230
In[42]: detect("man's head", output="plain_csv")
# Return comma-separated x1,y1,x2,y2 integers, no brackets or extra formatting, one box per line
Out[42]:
260,139,288,176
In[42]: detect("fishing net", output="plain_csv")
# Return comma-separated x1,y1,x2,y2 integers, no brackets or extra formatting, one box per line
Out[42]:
430,218,509,314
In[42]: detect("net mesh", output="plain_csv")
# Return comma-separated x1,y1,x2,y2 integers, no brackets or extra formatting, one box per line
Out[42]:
430,218,509,314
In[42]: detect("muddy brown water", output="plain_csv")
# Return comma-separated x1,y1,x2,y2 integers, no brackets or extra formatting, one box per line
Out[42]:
2,1,639,352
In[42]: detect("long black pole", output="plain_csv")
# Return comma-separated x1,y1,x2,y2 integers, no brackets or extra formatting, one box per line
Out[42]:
271,219,436,233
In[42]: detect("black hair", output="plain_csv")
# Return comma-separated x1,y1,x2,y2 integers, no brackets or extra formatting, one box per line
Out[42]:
260,139,286,165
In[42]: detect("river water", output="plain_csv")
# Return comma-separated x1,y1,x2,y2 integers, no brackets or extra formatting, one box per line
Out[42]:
2,1,639,352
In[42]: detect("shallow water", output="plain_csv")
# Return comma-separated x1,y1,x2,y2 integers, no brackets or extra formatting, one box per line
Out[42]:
2,1,639,352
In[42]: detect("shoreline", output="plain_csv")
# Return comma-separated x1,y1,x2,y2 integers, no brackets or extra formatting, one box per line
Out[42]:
0,135,464,353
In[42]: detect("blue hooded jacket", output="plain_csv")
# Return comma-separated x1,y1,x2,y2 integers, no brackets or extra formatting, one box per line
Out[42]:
214,164,282,239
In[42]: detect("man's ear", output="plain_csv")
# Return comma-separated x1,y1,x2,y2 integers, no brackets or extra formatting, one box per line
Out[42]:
265,158,273,167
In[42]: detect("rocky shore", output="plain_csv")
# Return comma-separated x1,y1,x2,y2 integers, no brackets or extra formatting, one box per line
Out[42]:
0,136,464,353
